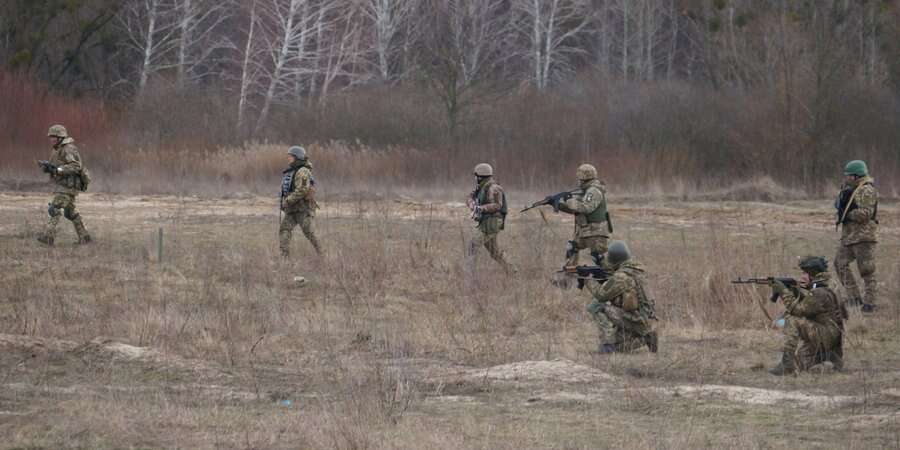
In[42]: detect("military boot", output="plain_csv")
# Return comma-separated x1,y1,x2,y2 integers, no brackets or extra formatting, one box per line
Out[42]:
769,354,797,376
828,352,844,371
596,343,618,354
861,303,875,314
644,331,658,353
77,234,92,244
37,234,54,246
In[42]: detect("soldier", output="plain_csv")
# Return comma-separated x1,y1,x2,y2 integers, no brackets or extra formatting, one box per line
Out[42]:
38,124,91,246
557,164,611,267
769,256,846,375
279,146,322,257
834,160,878,313
466,163,515,273
585,241,657,354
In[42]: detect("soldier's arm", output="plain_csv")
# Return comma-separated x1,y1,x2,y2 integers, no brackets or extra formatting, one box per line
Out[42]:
846,186,877,223
284,169,312,205
586,272,630,305
563,187,604,214
479,184,503,214
56,146,83,175
783,288,829,317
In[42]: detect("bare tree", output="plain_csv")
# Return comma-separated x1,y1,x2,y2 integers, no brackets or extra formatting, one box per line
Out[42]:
417,0,513,140
237,0,262,136
513,0,593,90
118,0,180,101
172,0,234,88
360,0,419,81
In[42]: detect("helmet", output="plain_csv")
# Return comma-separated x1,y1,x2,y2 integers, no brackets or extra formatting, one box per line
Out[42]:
287,145,306,160
474,163,493,177
576,164,597,181
798,256,828,275
606,240,631,266
843,160,868,177
47,124,68,138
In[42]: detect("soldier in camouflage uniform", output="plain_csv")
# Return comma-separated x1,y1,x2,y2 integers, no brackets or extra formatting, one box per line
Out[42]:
769,256,846,375
466,163,515,273
834,160,879,313
557,164,611,267
585,241,657,354
279,146,322,257
38,124,91,246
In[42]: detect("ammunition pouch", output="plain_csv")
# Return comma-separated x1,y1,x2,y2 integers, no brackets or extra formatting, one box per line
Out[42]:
48,203,61,217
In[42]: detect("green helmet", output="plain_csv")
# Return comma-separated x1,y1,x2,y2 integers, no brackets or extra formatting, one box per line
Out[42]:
474,163,493,177
843,160,868,177
576,164,597,181
287,145,306,160
798,256,828,275
47,124,68,138
607,240,631,266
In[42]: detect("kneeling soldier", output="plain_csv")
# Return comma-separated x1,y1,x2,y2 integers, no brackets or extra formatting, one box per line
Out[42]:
585,241,657,354
769,256,846,375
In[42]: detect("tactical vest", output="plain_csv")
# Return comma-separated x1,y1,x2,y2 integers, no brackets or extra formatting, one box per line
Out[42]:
281,164,316,200
476,180,508,219
622,268,656,320
583,183,607,224
836,181,878,224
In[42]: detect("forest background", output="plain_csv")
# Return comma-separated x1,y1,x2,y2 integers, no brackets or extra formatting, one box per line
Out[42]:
2,0,900,197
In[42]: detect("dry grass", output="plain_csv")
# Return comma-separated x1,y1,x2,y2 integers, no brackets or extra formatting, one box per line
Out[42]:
1,193,899,448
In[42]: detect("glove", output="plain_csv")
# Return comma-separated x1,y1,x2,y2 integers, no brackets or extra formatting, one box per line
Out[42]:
770,279,787,299
551,197,563,212
473,206,483,214
587,300,604,315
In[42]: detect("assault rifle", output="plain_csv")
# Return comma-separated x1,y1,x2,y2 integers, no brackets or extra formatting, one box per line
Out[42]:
37,160,58,174
731,277,798,302
521,189,581,213
559,264,611,290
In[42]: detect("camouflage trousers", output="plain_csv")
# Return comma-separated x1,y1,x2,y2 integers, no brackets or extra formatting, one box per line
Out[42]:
566,235,609,267
44,193,90,242
466,230,514,273
591,304,652,351
835,242,877,305
279,211,321,256
782,316,843,370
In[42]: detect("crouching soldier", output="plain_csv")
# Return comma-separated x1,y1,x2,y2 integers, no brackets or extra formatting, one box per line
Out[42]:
585,241,657,354
38,124,92,245
279,146,321,257
769,256,846,375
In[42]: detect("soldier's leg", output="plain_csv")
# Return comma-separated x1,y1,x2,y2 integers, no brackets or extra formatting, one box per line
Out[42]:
587,236,609,264
773,316,804,374
63,196,91,243
299,214,322,255
278,212,299,256
592,305,625,348
854,243,877,307
40,194,67,245
621,318,655,353
483,232,514,273
834,244,861,304
564,239,581,267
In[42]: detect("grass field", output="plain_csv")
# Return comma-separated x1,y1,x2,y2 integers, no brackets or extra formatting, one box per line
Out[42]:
1,191,899,449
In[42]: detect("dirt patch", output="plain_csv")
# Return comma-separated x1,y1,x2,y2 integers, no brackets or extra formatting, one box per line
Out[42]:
657,384,860,408
460,359,616,384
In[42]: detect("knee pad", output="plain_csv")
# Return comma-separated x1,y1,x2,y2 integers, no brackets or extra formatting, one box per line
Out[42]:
47,203,61,217
64,208,79,221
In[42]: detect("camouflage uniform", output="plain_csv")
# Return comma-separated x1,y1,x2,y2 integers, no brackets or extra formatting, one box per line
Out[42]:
586,260,656,352
560,179,610,266
41,134,91,244
279,160,321,257
466,177,514,272
775,272,845,373
834,177,878,306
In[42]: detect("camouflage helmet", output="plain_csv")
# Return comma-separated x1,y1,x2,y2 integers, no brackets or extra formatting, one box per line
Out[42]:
47,124,68,138
474,163,493,177
576,164,597,181
287,145,306,160
607,240,631,266
843,160,868,177
798,256,828,275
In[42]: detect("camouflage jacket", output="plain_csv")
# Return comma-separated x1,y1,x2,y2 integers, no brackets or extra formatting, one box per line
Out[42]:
282,162,317,215
837,177,878,245
780,273,844,331
561,179,608,239
48,140,84,195
587,260,655,322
